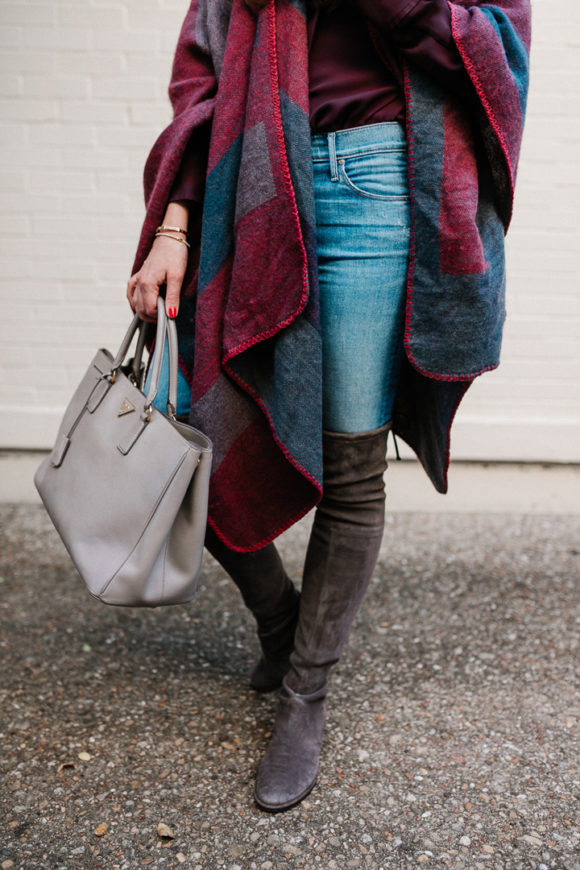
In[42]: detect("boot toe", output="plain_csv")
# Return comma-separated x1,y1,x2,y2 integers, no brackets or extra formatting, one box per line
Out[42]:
254,742,319,811
254,687,326,812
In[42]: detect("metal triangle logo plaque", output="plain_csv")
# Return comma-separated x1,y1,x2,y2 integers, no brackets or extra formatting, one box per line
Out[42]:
118,398,136,417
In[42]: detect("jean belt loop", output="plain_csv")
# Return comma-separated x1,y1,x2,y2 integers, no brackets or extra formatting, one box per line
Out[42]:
328,131,338,182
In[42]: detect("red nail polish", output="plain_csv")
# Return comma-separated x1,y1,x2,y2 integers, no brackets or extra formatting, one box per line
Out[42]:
168,307,177,319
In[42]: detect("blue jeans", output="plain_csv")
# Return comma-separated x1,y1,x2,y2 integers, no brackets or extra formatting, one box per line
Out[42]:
312,121,411,432
147,121,411,432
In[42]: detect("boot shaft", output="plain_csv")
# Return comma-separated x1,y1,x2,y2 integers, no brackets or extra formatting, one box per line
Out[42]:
287,422,390,695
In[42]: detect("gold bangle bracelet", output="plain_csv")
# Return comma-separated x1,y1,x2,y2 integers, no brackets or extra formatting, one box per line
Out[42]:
154,231,190,249
155,224,188,236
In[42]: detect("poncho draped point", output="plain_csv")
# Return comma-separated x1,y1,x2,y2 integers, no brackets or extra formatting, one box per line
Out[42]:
130,0,531,551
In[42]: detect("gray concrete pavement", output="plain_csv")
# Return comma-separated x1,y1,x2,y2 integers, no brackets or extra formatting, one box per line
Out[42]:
0,503,579,870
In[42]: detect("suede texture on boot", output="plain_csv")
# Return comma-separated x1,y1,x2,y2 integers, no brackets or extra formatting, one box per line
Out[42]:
287,422,390,696
254,684,327,812
255,422,391,812
205,527,299,691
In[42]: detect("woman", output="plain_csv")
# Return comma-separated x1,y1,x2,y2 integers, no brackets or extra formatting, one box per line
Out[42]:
127,0,530,811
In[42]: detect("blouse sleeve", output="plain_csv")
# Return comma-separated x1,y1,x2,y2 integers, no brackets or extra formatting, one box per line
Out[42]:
354,0,472,98
167,122,211,207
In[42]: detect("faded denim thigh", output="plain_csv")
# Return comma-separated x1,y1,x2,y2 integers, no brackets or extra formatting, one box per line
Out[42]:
312,121,411,433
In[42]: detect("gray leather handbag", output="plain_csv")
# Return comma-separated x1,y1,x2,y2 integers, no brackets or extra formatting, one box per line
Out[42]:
34,298,212,607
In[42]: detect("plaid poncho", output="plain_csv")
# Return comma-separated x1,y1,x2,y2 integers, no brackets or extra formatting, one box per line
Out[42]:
130,0,531,551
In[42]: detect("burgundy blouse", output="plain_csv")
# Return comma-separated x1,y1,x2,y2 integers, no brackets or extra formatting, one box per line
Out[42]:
169,0,470,207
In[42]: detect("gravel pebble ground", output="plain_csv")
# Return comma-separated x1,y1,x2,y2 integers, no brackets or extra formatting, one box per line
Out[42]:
0,505,578,870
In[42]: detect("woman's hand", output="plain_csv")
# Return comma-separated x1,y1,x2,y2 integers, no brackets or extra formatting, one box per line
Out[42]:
127,235,188,323
127,200,190,322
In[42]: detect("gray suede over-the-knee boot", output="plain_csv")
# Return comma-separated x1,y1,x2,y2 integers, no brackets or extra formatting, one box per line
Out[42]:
205,527,300,692
254,422,390,812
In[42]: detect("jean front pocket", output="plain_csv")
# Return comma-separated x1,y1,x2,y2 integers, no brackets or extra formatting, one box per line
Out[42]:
338,148,409,201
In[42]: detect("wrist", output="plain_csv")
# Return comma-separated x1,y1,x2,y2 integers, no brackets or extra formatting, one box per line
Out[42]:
163,200,190,230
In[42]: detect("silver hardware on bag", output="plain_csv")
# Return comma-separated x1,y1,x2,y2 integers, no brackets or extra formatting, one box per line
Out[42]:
34,298,213,607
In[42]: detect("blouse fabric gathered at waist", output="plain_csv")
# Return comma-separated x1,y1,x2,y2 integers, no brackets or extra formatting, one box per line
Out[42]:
168,0,471,207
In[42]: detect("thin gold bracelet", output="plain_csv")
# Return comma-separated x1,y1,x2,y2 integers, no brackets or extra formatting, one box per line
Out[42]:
155,224,188,236
154,231,190,249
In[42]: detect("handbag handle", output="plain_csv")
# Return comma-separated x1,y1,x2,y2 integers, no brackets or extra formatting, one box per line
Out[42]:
127,317,149,388
144,300,179,419
106,299,179,419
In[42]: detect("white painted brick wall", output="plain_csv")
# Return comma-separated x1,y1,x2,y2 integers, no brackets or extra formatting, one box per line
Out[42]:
1,0,579,461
